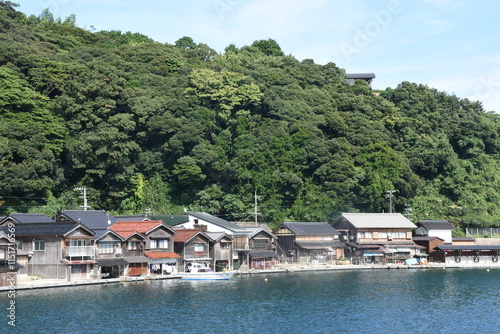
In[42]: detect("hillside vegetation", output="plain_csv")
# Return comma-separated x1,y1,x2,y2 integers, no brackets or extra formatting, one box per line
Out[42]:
1,2,500,230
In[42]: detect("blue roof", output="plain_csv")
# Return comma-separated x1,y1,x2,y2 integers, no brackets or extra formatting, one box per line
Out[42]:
281,222,340,235
3,213,55,224
14,222,94,236
57,210,116,230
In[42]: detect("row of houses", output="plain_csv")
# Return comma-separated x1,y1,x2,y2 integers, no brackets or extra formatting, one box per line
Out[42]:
0,210,496,285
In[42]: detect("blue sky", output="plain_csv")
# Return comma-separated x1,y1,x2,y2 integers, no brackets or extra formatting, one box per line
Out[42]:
14,0,500,112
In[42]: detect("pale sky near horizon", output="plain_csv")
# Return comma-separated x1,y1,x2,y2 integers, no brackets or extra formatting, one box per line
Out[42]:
13,0,500,113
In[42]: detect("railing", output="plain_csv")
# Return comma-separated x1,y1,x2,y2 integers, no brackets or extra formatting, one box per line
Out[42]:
65,246,94,257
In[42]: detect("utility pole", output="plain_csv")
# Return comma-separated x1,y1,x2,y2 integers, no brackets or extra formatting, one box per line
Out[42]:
386,190,395,213
253,191,261,226
74,187,90,210
404,203,413,220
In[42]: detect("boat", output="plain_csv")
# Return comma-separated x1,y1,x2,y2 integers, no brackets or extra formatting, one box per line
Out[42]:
180,262,234,281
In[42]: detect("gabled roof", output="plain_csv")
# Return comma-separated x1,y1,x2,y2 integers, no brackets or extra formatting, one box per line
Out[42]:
245,227,277,239
188,212,249,234
1,213,55,224
204,232,232,243
110,220,174,239
57,210,116,230
333,213,416,229
114,215,151,222
14,222,95,237
173,229,208,243
280,222,340,235
417,220,455,230
95,229,125,242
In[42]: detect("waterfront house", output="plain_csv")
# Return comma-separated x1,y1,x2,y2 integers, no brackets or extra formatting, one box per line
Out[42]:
94,229,127,278
205,231,233,271
173,229,211,272
176,212,278,270
6,220,96,280
110,220,179,275
274,222,344,264
332,213,420,264
415,220,454,243
245,227,279,270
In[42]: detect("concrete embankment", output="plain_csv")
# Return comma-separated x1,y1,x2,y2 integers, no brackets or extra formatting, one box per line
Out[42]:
0,275,181,292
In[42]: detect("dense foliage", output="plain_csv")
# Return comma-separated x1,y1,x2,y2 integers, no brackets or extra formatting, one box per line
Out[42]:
1,2,500,229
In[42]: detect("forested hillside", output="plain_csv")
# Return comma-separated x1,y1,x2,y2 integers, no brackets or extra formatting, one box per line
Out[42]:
1,2,500,230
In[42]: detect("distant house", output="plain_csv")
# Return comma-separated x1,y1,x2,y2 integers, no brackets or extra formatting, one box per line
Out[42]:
332,213,420,264
94,229,127,278
415,220,455,244
346,73,375,87
274,222,344,264
110,220,179,275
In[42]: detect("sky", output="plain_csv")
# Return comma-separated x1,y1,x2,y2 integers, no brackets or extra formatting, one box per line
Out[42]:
13,0,500,112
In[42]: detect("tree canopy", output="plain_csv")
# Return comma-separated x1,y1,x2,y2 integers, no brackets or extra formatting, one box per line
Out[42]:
1,3,500,230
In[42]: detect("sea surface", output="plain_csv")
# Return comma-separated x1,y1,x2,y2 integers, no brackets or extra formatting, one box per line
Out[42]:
2,269,499,333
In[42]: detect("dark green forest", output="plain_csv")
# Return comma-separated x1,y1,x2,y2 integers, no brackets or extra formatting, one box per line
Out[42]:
1,2,500,230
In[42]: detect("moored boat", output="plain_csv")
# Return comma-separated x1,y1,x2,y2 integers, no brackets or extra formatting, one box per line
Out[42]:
180,262,234,280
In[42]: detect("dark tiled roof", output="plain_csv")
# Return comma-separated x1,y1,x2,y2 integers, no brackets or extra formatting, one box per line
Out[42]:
417,220,455,230
114,215,150,222
151,215,189,226
188,212,249,233
58,210,116,230
248,250,279,258
3,213,55,224
282,222,339,235
413,236,444,242
14,222,94,236
452,237,475,241
346,73,375,79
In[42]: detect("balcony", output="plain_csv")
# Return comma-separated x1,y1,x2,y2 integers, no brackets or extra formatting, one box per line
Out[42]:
65,246,95,257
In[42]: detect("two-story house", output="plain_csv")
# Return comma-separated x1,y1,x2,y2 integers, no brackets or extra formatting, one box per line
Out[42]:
173,228,212,272
176,212,278,270
110,220,179,276
274,222,344,264
332,213,420,264
205,231,233,271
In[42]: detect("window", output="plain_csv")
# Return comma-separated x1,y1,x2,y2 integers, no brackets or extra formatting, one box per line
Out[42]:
150,239,168,249
99,243,115,254
194,244,205,252
324,236,333,241
378,232,387,239
128,241,140,251
357,232,373,239
34,240,45,251
70,239,85,246
220,242,231,249
252,239,268,249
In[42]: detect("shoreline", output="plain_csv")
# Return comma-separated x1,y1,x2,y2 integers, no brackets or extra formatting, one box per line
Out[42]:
2,262,499,292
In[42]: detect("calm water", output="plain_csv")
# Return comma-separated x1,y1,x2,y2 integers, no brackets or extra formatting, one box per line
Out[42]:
2,269,499,333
